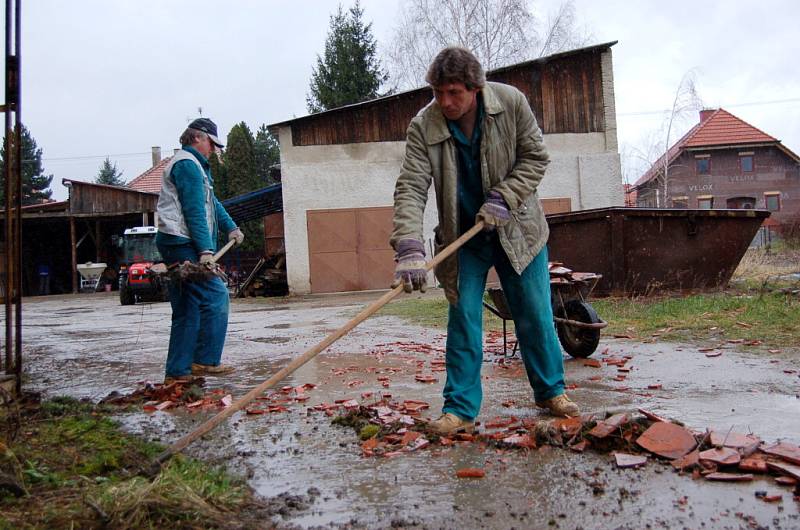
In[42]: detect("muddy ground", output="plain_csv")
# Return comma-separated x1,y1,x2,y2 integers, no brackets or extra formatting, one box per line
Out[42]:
16,291,800,529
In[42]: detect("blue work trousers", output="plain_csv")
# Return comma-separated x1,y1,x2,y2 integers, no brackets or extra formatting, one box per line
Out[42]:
157,243,230,377
443,239,565,420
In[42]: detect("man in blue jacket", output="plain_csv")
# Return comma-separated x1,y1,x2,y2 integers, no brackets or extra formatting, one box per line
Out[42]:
156,118,244,385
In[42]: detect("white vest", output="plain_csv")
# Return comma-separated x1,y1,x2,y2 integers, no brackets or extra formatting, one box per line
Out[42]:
156,150,217,240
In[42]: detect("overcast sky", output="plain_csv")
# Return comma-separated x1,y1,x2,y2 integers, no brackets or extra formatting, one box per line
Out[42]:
9,0,800,200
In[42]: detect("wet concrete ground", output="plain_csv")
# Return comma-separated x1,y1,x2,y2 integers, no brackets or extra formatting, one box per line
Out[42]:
17,291,800,529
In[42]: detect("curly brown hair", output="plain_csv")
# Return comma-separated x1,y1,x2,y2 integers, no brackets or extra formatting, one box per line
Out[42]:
425,47,486,90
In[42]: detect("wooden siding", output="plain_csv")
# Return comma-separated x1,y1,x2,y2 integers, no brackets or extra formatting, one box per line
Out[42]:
289,47,608,147
67,182,158,216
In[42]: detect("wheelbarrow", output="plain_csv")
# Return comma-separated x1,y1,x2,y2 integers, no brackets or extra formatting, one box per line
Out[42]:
483,263,608,358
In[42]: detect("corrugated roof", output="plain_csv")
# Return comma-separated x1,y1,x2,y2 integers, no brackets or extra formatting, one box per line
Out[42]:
127,156,171,193
634,108,787,188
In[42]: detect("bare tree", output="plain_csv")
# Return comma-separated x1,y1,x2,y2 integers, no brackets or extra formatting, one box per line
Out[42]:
386,0,592,90
624,70,703,207
656,70,703,206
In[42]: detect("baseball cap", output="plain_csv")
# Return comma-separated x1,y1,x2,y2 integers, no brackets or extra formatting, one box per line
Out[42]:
188,118,224,148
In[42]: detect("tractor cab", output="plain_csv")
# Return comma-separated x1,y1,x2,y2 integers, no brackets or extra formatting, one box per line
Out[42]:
117,226,168,305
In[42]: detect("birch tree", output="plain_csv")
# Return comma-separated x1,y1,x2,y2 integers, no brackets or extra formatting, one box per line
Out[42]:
386,0,591,89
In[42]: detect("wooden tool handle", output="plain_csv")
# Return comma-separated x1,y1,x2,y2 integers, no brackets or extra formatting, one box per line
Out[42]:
152,222,485,467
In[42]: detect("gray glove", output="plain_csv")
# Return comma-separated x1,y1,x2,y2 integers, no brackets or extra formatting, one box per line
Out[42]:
391,239,427,293
199,252,215,267
476,190,511,231
228,227,245,246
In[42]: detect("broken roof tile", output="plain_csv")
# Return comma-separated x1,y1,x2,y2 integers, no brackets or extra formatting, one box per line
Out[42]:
636,422,697,460
614,452,647,468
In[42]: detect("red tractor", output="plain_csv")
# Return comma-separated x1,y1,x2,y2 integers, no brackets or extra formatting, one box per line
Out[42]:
117,226,169,305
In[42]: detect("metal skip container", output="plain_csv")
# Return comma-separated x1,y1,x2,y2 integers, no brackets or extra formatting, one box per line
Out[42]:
545,207,771,297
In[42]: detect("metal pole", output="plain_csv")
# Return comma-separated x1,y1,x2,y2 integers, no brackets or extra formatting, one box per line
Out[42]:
3,0,13,376
13,0,21,394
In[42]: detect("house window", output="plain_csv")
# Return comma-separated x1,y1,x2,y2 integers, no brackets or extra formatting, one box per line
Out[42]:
739,153,754,173
672,197,688,208
727,196,756,209
697,196,714,209
695,155,711,175
764,192,781,211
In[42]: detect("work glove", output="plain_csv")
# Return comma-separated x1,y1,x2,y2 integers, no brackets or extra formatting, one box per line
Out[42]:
228,228,245,246
391,239,427,293
476,190,511,231
199,252,215,267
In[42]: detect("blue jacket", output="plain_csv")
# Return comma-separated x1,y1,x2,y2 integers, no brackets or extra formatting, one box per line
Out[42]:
156,146,236,253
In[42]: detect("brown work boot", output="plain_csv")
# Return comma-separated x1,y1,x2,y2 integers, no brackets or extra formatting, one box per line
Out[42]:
536,393,580,418
427,413,475,435
191,363,235,376
163,375,196,386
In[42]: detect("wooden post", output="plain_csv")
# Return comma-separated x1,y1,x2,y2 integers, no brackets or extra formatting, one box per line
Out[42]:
70,216,77,294
95,220,101,263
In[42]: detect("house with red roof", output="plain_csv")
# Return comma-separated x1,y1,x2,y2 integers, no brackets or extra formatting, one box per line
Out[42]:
127,148,171,194
631,109,800,228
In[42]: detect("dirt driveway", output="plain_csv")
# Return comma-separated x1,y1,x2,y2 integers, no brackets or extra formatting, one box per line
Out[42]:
19,291,800,529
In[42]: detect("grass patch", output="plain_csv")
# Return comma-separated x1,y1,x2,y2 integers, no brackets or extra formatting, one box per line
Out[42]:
592,291,800,347
380,294,511,332
380,289,800,350
0,396,256,529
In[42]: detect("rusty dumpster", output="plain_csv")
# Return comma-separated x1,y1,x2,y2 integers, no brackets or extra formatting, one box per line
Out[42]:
545,207,770,296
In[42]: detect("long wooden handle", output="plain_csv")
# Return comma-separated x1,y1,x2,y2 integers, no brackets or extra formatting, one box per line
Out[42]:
212,239,236,263
152,221,485,468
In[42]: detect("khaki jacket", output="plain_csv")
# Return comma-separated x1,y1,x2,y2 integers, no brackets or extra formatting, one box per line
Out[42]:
391,82,551,304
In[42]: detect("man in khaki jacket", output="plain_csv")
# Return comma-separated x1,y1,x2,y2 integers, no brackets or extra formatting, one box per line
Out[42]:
391,47,579,434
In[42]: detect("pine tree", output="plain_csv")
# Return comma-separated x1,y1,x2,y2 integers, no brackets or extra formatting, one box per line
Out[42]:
221,122,263,252
307,1,388,113
95,156,125,186
209,152,229,200
222,122,257,199
254,125,280,186
0,124,53,205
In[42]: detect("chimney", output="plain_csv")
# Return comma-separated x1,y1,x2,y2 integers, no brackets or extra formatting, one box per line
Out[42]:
151,146,162,167
699,109,715,123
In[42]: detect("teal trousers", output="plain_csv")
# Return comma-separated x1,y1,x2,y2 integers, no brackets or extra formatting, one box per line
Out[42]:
443,238,565,420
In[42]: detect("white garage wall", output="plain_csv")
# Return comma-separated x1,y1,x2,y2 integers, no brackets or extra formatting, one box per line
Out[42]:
279,127,623,295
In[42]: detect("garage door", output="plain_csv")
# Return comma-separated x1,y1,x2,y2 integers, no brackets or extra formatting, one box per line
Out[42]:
307,207,395,293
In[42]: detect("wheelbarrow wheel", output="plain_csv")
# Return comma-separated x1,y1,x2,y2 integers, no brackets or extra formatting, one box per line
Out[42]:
556,300,601,358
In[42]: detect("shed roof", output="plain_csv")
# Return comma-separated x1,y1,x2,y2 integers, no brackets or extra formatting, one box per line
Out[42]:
268,41,618,130
221,184,283,225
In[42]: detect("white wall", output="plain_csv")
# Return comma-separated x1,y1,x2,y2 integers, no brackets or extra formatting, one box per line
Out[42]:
279,127,623,295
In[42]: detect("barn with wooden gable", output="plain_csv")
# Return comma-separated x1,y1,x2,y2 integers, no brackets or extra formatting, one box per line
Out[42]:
269,42,623,295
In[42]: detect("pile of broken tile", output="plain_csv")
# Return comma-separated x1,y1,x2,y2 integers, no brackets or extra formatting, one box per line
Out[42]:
329,399,800,500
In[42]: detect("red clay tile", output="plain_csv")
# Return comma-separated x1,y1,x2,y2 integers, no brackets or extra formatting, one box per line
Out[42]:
762,494,782,503
699,447,741,466
569,440,589,452
775,476,797,486
709,431,760,450
761,442,800,465
456,468,486,478
705,472,754,482
414,374,438,383
672,450,700,471
583,359,602,368
636,422,697,460
767,461,800,481
739,457,768,473
589,413,628,439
